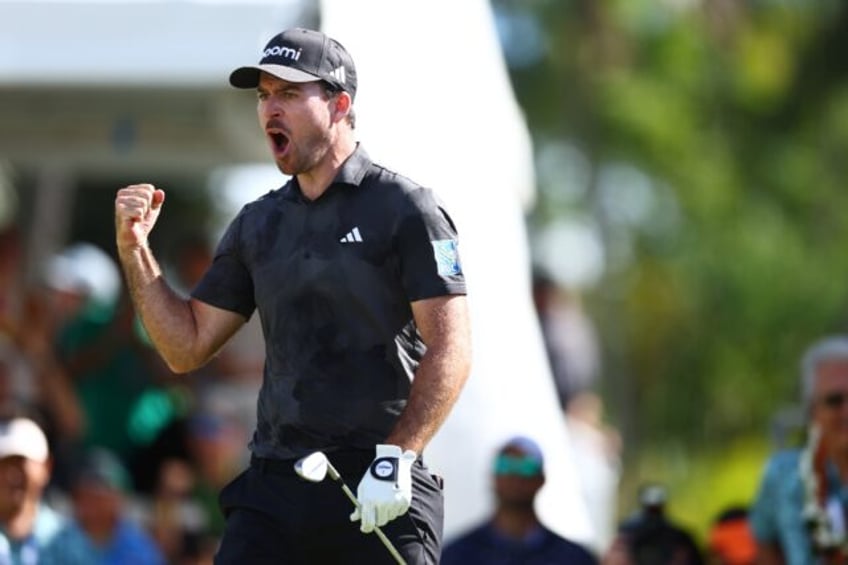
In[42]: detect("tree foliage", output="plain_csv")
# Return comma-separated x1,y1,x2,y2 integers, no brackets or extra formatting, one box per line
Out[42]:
493,0,848,456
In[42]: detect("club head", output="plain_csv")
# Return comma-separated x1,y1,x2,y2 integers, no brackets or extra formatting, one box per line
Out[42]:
294,451,330,482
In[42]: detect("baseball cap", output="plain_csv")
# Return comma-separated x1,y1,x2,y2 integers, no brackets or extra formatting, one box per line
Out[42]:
72,448,132,493
43,242,122,308
0,418,49,463
230,28,357,100
494,435,545,477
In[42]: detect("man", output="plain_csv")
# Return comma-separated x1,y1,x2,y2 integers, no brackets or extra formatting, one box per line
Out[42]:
708,506,756,565
54,447,166,565
441,435,598,565
609,483,704,565
0,415,66,564
114,26,471,564
750,336,848,565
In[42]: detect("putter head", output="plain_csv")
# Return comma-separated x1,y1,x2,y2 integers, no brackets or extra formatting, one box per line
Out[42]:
294,451,329,482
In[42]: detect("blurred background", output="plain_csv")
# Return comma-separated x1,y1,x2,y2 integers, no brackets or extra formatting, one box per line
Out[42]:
501,0,848,536
2,0,847,560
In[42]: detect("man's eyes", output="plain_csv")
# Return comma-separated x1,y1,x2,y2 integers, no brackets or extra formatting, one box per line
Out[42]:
257,90,299,101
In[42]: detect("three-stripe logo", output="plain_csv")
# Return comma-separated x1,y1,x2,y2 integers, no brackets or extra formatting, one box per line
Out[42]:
330,66,347,85
339,227,363,243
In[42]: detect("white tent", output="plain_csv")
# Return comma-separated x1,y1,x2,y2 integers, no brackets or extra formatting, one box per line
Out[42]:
320,0,596,548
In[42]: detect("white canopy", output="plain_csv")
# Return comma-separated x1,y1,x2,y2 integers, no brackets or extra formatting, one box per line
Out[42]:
321,0,597,548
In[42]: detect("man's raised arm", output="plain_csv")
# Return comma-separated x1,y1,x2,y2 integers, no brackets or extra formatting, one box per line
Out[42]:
114,183,245,373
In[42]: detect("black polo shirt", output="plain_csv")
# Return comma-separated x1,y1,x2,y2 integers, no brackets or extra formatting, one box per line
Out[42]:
193,145,466,459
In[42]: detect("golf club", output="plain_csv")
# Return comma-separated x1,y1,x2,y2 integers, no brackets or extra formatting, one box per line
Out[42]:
294,451,408,565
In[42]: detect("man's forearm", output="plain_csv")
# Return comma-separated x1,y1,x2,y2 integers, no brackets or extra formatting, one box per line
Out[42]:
119,244,201,373
386,344,471,454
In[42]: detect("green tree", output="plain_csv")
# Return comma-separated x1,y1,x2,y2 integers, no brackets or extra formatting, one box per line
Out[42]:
493,0,848,523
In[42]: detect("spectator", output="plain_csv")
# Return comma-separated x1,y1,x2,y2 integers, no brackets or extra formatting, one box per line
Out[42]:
44,242,177,471
4,296,85,492
532,270,601,411
441,435,598,565
147,457,206,564
607,483,705,565
146,410,244,563
55,447,166,564
707,506,756,565
184,411,244,538
0,415,66,563
0,225,24,339
566,390,622,550
750,335,848,564
0,232,86,490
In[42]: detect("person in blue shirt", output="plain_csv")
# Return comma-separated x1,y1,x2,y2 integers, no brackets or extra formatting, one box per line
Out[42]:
441,435,598,565
750,336,848,565
52,447,166,565
0,415,66,565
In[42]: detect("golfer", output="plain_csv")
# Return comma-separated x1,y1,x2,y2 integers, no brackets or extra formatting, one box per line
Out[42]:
114,27,471,564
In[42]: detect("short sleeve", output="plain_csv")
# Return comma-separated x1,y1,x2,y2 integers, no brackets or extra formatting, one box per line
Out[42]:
192,211,256,318
749,453,790,543
395,188,466,302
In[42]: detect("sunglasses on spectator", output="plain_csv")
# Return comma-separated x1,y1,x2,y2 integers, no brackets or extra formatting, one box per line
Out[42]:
493,454,542,477
819,391,848,410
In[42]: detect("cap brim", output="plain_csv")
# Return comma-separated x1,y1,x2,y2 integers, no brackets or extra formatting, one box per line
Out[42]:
229,64,322,89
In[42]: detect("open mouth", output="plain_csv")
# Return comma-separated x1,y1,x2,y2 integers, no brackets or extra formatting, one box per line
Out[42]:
267,130,289,155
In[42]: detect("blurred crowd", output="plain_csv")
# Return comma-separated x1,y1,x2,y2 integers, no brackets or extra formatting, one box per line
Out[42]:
0,224,263,564
1,215,826,565
529,268,763,565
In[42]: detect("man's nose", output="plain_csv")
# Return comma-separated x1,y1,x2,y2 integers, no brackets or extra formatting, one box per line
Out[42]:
262,96,283,117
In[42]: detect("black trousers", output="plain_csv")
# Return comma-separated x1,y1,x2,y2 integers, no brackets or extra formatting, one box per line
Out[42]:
213,449,444,565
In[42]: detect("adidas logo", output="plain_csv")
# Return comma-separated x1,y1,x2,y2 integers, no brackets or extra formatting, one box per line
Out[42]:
339,227,363,243
329,66,347,85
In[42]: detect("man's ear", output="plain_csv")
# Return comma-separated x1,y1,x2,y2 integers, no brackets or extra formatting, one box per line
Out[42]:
333,91,353,123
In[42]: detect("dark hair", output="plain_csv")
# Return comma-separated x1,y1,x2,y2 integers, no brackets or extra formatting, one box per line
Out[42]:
321,81,356,129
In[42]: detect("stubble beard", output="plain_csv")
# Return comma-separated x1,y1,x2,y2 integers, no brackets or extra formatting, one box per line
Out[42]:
274,127,334,178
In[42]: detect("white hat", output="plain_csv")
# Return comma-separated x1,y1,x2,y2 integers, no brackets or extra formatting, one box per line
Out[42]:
0,418,49,463
43,242,121,308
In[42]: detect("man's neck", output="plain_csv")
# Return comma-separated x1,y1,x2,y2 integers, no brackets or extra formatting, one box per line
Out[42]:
297,137,357,201
492,507,541,539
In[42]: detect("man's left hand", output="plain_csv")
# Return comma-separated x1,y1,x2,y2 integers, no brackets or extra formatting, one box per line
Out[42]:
350,444,417,533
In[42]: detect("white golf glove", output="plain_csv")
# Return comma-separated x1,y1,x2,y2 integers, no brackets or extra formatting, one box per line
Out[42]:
350,444,417,533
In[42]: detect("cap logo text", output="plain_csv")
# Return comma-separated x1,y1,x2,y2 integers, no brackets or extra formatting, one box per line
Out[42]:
264,45,302,61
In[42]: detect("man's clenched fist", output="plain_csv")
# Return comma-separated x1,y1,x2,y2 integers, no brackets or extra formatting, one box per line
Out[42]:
115,184,165,250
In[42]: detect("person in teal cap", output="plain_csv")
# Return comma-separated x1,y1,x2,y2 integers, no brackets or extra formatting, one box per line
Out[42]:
441,435,598,565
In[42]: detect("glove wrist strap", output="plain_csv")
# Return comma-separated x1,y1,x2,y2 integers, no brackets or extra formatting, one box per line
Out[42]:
369,456,399,482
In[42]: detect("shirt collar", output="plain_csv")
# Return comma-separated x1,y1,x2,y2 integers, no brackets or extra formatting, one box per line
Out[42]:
281,144,372,202
333,143,371,187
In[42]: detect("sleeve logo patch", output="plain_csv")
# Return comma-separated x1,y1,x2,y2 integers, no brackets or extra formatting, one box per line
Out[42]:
431,239,462,277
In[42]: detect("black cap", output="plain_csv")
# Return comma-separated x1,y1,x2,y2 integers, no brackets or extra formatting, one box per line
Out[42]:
230,28,357,100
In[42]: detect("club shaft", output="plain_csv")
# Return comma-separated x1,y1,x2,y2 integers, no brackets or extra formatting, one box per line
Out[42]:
327,463,408,565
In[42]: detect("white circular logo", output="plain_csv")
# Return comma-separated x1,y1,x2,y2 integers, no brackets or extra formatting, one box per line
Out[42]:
374,460,395,479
